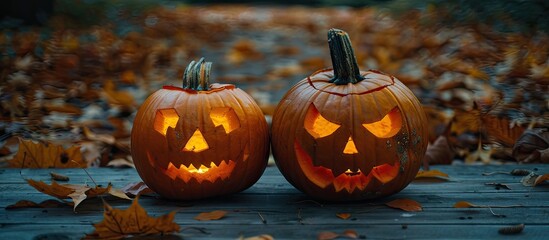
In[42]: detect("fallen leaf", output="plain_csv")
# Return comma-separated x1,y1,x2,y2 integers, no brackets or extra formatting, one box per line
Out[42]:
465,141,492,164
102,79,135,107
482,115,525,147
9,138,85,168
50,172,70,181
194,210,228,221
85,196,179,239
27,179,130,210
498,224,525,235
415,169,450,181
241,234,275,240
453,201,478,208
6,199,66,209
317,230,359,240
120,182,154,197
512,128,549,163
83,126,116,145
385,199,423,212
534,174,549,186
106,158,135,168
336,213,351,220
423,135,455,167
317,231,341,240
485,182,512,190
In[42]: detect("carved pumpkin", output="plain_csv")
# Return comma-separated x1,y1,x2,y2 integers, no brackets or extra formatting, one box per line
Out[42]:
131,58,269,200
271,29,428,201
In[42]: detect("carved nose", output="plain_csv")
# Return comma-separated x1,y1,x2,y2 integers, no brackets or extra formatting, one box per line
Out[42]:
343,136,358,154
182,129,209,152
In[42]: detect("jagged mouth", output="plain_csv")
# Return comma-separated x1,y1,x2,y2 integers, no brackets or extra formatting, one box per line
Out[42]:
148,144,249,183
295,140,400,193
163,160,236,183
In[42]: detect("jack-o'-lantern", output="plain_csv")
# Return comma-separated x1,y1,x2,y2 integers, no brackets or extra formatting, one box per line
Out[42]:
131,58,269,200
271,29,428,201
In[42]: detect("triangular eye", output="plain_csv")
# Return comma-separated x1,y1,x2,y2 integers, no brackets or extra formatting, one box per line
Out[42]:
210,107,240,134
363,107,402,138
304,104,340,139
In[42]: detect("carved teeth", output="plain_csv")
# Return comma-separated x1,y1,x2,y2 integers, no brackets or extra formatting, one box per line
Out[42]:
164,160,235,183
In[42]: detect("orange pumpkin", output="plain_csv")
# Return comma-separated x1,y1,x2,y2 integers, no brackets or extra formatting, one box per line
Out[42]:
131,58,269,200
271,29,428,201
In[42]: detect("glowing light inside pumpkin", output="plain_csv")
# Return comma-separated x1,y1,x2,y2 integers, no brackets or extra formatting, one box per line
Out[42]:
343,137,358,154
295,140,400,193
154,109,179,136
164,160,236,183
182,129,209,152
304,104,340,139
210,107,240,134
363,107,402,138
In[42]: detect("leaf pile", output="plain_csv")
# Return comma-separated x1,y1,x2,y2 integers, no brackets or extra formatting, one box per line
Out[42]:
0,4,547,166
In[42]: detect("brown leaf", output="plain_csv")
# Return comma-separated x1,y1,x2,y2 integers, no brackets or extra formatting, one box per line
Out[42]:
342,229,359,239
102,79,135,107
83,126,116,145
27,179,130,210
415,169,450,181
120,182,154,197
86,196,179,239
498,224,525,235
241,234,275,240
522,172,549,187
106,158,135,168
465,141,492,164
423,136,454,166
512,128,549,163
453,201,478,208
9,138,85,168
194,210,228,221
336,213,351,220
482,115,525,147
50,172,70,181
317,231,341,240
385,198,423,212
6,199,66,209
451,107,481,136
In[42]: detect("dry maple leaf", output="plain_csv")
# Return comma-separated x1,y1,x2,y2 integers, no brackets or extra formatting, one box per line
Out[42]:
385,198,423,212
239,234,275,240
453,201,478,208
194,210,228,221
317,229,359,240
9,138,85,168
27,179,130,210
86,196,180,239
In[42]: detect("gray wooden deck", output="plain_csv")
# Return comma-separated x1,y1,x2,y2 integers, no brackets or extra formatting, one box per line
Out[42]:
1,164,548,239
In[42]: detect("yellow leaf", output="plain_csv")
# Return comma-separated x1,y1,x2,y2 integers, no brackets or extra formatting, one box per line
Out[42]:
86,196,179,239
385,198,423,212
415,169,450,181
194,210,228,221
336,213,351,220
9,138,85,168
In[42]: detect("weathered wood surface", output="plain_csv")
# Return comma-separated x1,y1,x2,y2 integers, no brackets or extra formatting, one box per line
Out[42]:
1,164,548,239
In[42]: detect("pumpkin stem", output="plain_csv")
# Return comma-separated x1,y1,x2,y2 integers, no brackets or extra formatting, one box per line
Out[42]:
182,57,211,91
328,28,364,85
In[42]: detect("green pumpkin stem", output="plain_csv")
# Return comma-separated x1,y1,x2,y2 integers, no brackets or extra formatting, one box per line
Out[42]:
328,28,364,85
182,57,211,91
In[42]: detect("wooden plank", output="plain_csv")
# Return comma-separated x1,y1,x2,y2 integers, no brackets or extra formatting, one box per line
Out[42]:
0,223,545,240
0,164,548,239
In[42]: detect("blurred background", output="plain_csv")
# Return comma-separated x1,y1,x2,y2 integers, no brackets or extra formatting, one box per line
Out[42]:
1,0,548,167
